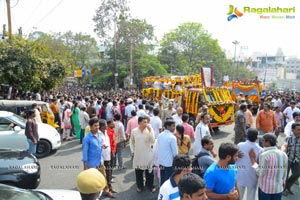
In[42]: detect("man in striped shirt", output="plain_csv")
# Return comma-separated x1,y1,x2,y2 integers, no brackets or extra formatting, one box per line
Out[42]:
250,133,288,199
281,122,300,196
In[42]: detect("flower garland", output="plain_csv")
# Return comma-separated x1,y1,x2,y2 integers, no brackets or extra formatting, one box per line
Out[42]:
208,104,235,123
142,88,162,100
233,83,257,91
191,92,196,113
185,91,190,113
195,92,200,113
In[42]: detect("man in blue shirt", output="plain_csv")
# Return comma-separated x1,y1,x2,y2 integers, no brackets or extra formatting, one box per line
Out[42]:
82,117,103,169
204,142,240,200
82,117,115,198
158,119,178,186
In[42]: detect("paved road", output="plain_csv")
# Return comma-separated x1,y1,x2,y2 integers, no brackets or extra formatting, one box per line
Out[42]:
38,123,300,200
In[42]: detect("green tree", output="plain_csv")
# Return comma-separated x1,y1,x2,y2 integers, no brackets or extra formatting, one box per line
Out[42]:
0,38,67,91
54,31,100,70
29,32,74,74
159,22,228,78
0,39,40,90
134,55,168,87
93,0,130,89
93,0,130,40
116,18,157,85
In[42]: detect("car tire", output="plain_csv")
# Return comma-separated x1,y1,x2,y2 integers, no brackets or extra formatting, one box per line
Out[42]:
36,140,51,158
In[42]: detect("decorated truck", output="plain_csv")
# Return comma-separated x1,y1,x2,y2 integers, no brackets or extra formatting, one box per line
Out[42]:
182,87,235,128
224,80,263,114
142,71,235,128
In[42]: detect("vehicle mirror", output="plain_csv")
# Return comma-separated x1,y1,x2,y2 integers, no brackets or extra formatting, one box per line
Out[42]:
14,126,21,132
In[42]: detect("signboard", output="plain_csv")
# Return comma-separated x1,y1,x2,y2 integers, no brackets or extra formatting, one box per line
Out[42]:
74,70,82,78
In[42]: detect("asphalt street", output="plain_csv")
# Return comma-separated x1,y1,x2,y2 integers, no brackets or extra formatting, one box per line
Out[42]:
38,122,300,200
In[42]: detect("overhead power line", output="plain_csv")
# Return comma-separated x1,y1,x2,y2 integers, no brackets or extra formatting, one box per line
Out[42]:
10,0,19,8
22,0,43,28
33,0,65,27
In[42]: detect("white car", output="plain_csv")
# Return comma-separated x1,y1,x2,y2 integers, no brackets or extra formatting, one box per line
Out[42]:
0,183,82,200
0,111,61,158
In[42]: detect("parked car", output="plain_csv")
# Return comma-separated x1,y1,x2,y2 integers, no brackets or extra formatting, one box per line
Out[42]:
0,149,40,189
0,183,82,200
0,100,60,130
0,111,61,158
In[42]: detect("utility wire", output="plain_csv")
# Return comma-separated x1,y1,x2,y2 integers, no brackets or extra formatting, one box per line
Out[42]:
34,0,65,27
22,0,43,28
1,0,7,27
10,0,20,8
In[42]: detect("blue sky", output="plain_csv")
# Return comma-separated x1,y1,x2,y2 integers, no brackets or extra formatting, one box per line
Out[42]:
1,0,299,58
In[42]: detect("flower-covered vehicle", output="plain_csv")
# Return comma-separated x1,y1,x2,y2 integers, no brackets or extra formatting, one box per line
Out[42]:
142,71,235,128
182,87,235,128
224,79,263,114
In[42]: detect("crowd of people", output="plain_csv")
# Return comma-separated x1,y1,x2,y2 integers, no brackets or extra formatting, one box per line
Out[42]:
16,86,300,200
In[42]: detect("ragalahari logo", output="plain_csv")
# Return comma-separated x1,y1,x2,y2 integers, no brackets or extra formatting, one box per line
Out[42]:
227,5,243,21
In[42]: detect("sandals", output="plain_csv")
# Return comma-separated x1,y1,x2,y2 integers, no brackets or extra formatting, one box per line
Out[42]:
136,188,142,193
150,186,156,193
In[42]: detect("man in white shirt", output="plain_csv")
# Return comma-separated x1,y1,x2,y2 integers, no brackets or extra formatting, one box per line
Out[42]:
106,98,113,120
99,119,115,198
158,119,178,186
150,108,163,139
193,113,211,156
158,155,192,200
79,106,90,144
236,129,263,200
172,107,183,126
137,104,147,117
284,112,300,137
283,100,300,124
32,103,42,123
125,98,136,120
130,116,156,192
273,96,282,108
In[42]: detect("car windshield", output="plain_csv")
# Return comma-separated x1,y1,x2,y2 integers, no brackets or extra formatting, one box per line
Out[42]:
31,191,50,200
7,113,26,128
0,186,43,200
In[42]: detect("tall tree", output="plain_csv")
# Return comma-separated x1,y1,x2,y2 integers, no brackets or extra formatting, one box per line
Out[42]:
93,0,130,89
117,18,156,85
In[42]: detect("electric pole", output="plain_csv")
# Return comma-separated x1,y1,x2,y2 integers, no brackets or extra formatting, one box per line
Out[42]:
113,22,118,91
6,0,12,39
232,40,239,80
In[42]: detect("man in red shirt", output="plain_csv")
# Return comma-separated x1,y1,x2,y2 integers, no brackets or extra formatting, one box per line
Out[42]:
106,119,117,194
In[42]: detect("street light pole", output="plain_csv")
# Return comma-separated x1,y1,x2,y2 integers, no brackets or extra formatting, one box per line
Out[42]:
232,40,239,80
263,54,267,86
113,22,118,91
